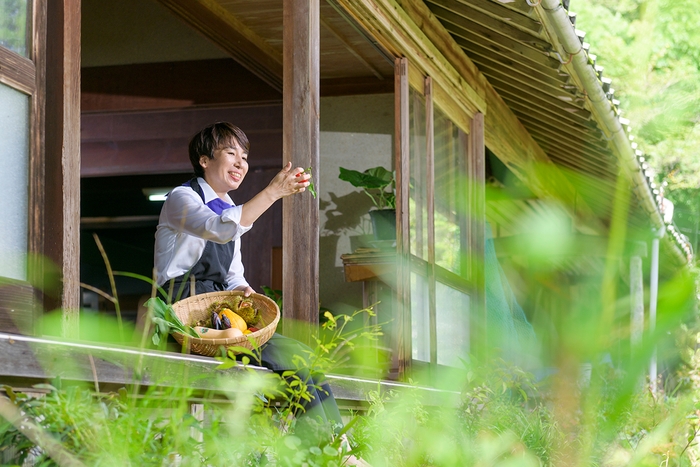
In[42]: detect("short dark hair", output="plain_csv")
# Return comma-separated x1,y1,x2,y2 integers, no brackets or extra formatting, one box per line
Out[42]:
188,122,250,178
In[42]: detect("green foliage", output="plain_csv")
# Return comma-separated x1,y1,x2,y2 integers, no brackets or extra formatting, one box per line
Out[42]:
0,0,28,56
338,166,396,210
575,0,700,251
4,317,700,466
145,297,198,346
261,285,283,310
3,235,699,466
0,304,380,466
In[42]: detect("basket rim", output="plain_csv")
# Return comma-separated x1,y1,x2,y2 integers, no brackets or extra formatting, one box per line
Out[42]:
170,290,280,346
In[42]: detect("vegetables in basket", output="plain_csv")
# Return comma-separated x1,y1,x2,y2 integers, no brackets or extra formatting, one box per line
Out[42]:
207,297,261,328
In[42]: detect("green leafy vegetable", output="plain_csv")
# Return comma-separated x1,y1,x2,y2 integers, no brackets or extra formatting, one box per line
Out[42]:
305,167,317,199
145,297,198,346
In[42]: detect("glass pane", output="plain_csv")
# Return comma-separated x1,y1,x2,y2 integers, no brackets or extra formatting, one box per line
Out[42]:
0,0,30,57
434,107,469,277
411,271,429,362
436,282,470,367
0,83,30,280
409,87,428,260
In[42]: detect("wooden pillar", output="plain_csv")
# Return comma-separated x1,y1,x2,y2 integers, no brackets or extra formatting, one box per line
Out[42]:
649,236,660,392
282,0,320,332
45,0,81,337
630,255,644,352
425,77,436,367
395,57,411,378
469,112,486,359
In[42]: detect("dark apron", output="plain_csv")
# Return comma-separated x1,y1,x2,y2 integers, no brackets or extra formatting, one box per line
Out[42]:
167,178,236,301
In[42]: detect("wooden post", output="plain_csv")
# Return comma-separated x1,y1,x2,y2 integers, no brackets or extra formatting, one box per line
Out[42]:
425,77,437,368
28,0,47,336
629,241,646,360
190,403,204,442
649,236,659,393
630,255,644,352
469,113,486,360
282,0,320,334
45,0,81,337
395,57,411,379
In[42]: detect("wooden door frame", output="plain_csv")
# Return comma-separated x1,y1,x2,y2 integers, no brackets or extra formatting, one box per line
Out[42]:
45,0,81,337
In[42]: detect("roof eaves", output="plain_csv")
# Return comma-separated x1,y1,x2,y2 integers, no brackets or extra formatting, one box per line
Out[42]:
531,0,692,266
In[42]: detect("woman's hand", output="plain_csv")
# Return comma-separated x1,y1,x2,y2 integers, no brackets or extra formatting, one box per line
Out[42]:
235,285,256,297
239,162,311,227
267,162,311,200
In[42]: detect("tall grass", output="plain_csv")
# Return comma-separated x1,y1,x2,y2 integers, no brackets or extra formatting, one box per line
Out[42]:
2,169,699,466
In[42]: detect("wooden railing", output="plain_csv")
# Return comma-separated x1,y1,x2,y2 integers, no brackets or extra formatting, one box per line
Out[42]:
0,332,459,408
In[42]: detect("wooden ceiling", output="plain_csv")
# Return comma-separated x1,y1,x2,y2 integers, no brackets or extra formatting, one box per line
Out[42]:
156,0,395,92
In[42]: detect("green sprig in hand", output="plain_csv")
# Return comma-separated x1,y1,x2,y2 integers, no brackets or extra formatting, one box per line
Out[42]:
299,167,316,198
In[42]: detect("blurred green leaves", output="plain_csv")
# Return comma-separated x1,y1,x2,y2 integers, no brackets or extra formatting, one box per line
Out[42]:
576,0,700,244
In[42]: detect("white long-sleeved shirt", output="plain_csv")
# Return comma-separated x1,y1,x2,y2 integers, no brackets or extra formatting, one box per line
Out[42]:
154,177,253,290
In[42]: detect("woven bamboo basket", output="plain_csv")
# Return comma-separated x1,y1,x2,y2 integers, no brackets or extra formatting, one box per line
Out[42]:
170,290,279,357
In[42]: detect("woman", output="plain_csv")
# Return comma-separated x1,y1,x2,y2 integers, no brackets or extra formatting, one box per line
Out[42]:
154,121,343,431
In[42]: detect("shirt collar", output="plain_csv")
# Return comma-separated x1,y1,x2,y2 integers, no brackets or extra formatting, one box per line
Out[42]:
197,177,235,205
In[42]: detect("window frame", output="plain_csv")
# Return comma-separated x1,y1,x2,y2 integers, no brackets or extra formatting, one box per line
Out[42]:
0,0,46,335
395,59,485,379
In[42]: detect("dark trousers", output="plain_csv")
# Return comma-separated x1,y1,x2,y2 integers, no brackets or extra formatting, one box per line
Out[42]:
247,333,343,431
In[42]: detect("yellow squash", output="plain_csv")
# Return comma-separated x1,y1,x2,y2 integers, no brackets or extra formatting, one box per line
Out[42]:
219,308,247,331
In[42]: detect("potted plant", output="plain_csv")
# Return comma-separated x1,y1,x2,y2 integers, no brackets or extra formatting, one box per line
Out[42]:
338,166,396,241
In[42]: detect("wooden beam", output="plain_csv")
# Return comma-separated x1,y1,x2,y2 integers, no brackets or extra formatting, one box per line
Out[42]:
155,0,283,91
426,0,547,47
45,0,81,335
512,120,615,169
485,74,590,120
282,0,320,332
429,2,557,69
0,332,459,406
507,115,606,165
0,332,266,390
81,59,282,113
0,46,35,95
465,44,569,93
457,0,542,35
498,91,597,135
320,76,394,96
451,33,568,83
490,0,538,18
81,105,283,177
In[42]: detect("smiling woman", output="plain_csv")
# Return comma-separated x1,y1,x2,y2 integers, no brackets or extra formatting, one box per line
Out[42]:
154,121,310,297
152,121,346,434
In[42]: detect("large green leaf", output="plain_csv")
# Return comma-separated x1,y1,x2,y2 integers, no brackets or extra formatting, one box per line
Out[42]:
338,167,392,190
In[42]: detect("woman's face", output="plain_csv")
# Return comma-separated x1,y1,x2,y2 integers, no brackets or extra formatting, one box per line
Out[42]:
199,139,249,198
